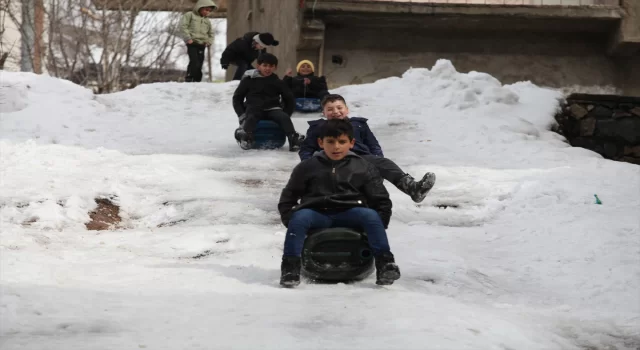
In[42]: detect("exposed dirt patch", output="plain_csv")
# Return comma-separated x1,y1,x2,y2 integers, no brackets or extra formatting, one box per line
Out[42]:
85,198,121,231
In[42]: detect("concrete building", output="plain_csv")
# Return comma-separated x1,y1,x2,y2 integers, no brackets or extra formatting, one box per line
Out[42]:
224,0,640,96
95,0,228,17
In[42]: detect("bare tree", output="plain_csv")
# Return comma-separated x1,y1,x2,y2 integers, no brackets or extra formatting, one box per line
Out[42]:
0,0,24,70
44,0,191,93
4,0,207,92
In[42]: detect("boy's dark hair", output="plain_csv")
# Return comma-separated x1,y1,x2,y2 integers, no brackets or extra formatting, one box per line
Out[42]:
257,53,278,66
318,119,354,140
321,94,347,107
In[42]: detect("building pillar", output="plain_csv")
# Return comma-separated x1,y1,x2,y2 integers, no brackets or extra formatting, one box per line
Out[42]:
608,0,640,56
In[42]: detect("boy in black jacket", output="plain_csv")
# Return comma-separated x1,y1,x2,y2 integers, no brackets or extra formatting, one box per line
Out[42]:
278,119,401,287
300,94,436,203
232,53,305,151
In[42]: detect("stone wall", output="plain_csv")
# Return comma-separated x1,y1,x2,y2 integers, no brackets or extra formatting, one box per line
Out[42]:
554,94,640,165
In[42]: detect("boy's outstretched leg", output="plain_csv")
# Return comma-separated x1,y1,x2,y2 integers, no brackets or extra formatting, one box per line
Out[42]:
360,155,435,203
397,172,436,203
333,207,401,285
280,209,332,287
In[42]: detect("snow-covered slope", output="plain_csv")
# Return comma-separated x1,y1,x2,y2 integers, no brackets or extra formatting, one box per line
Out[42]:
1,60,638,350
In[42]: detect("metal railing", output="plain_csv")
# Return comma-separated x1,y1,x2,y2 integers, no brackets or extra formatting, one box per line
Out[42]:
361,0,620,6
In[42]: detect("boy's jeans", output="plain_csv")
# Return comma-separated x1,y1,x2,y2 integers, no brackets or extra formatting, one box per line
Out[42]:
283,208,391,257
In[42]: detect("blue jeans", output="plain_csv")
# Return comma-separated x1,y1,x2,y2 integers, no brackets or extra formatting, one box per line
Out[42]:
283,208,391,257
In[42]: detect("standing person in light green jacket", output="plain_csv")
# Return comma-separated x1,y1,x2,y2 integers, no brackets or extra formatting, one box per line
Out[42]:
180,0,217,82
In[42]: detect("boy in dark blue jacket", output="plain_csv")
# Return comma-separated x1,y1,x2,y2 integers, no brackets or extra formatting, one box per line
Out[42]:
278,119,401,287
299,94,436,203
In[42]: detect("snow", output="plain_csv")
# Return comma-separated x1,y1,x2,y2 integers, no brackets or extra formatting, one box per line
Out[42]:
1,59,639,349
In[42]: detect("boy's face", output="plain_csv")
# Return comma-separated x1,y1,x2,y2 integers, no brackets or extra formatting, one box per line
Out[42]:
322,100,349,120
257,63,276,76
298,63,313,75
199,7,213,16
318,134,355,161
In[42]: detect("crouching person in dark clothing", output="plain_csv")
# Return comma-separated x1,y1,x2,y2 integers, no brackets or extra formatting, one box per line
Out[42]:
232,53,305,151
277,119,401,288
221,32,278,80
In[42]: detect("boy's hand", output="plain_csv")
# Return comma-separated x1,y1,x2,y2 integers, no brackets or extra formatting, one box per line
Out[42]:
285,68,293,76
186,39,193,44
303,78,311,85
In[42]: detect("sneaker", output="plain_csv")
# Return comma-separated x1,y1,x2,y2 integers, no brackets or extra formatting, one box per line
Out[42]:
375,252,401,285
280,256,301,287
396,172,436,203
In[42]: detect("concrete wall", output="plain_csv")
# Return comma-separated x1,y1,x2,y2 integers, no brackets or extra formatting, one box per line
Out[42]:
225,0,301,80
616,57,640,96
321,25,639,95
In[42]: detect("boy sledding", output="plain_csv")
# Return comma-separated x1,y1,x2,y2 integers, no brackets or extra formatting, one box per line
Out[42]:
232,53,305,151
299,94,436,203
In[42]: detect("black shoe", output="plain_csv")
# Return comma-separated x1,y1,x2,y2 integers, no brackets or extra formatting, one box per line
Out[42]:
234,127,243,141
375,252,401,285
280,256,301,287
396,172,436,203
236,129,254,150
287,132,305,152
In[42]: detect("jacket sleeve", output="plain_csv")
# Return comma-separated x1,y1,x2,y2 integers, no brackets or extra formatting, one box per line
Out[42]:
361,162,392,228
179,12,192,42
221,39,243,66
283,76,293,89
278,163,307,227
362,123,384,157
298,124,319,161
311,76,329,98
280,80,295,116
232,78,250,116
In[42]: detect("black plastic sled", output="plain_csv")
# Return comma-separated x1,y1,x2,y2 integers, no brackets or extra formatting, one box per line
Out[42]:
301,227,375,282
